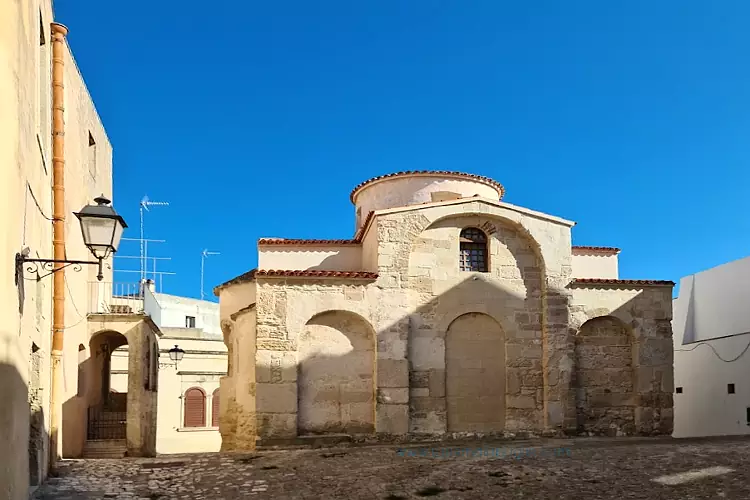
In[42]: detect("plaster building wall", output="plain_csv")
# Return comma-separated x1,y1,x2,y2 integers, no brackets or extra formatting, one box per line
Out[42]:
0,3,116,497
215,172,675,449
672,256,750,438
351,172,503,232
258,245,362,272
570,250,619,279
111,326,228,454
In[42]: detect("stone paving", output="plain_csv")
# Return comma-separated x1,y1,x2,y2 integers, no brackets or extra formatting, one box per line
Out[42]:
34,436,750,499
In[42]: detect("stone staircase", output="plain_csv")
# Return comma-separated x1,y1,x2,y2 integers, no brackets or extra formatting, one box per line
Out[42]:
82,439,127,459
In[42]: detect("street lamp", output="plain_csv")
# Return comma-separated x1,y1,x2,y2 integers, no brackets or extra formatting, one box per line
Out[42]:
16,195,127,281
168,345,185,364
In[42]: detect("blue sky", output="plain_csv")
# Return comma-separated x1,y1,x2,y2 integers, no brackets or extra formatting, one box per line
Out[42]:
57,1,750,301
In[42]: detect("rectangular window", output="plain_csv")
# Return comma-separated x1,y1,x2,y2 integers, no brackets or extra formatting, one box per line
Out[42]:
185,316,196,328
728,383,735,394
88,132,97,179
675,387,683,394
459,244,487,272
747,408,750,426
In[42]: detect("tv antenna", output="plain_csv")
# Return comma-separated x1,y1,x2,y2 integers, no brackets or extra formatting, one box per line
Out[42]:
139,196,169,283
200,249,220,301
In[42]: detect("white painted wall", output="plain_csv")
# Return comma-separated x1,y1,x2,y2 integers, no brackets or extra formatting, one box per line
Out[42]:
570,252,619,279
145,291,220,336
672,255,750,438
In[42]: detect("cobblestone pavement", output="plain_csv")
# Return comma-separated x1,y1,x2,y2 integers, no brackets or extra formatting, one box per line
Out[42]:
34,436,750,499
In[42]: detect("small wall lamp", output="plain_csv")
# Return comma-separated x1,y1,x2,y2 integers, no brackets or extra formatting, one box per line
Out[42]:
168,345,185,365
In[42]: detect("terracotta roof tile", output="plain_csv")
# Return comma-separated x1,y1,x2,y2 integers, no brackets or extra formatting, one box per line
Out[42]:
258,210,377,246
213,269,258,295
350,171,505,204
354,210,376,240
569,278,674,287
572,246,621,253
258,238,359,246
215,269,378,293
255,270,378,279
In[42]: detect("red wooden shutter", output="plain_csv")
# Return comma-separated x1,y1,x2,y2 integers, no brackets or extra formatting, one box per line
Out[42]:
212,389,220,427
184,388,206,427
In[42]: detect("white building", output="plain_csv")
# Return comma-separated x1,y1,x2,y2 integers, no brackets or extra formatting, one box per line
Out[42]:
111,283,227,454
672,255,750,438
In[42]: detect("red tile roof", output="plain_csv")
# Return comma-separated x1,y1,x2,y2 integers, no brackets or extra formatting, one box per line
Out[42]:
350,171,505,204
569,278,674,287
572,246,621,253
255,270,378,279
258,238,359,246
258,211,376,247
214,269,379,293
213,269,258,295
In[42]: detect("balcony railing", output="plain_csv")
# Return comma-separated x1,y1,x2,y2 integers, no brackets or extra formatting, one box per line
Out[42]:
87,282,145,315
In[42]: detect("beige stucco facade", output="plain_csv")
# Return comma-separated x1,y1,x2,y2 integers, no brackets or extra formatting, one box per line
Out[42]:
111,326,227,454
1,3,158,497
215,172,675,451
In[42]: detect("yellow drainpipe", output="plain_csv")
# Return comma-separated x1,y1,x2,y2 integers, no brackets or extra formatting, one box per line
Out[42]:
49,21,69,465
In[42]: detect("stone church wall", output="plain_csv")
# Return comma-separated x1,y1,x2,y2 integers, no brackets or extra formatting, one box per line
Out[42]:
220,200,674,444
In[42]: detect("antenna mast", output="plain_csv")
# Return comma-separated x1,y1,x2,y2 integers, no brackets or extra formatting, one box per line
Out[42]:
200,249,220,301
139,195,169,284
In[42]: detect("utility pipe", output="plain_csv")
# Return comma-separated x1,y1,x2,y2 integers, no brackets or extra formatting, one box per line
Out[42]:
49,21,68,465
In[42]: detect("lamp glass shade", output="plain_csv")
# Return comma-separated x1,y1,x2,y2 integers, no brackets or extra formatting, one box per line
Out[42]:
74,196,127,261
168,346,185,362
79,216,117,259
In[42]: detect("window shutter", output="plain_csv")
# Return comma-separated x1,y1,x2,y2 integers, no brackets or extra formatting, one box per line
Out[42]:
184,388,206,427
212,389,220,427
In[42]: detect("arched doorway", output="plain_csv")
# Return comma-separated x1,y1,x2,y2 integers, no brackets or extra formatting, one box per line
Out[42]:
297,310,376,435
86,331,128,444
574,315,635,435
446,312,505,432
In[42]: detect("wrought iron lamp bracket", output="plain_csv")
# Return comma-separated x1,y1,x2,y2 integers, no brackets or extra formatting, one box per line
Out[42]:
15,252,103,282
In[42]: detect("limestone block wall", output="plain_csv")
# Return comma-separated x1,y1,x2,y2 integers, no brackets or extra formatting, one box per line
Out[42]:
374,201,576,434
219,198,674,446
568,284,674,435
219,298,257,451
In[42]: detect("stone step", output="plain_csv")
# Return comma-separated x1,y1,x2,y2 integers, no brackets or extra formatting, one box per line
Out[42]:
82,439,127,459
257,434,353,450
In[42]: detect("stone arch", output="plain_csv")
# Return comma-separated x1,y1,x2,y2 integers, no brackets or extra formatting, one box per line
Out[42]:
445,312,506,432
85,330,129,444
297,310,376,435
87,330,128,408
408,212,548,431
421,210,547,274
573,315,636,435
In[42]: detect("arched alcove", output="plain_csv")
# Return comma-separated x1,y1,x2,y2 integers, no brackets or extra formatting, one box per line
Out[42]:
297,310,376,435
574,315,636,435
445,312,505,432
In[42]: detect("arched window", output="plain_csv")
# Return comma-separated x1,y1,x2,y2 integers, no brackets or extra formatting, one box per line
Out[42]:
459,227,488,272
212,388,220,427
184,387,206,427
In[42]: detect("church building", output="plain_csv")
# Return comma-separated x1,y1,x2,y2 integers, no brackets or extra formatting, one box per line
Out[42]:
214,171,674,450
